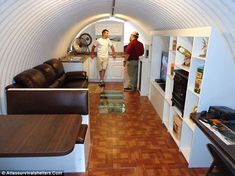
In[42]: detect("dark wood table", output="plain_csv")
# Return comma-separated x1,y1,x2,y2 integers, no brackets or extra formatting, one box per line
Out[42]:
0,114,82,157
191,113,235,164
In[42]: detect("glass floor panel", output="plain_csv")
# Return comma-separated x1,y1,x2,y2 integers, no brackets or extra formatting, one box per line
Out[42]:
99,90,126,113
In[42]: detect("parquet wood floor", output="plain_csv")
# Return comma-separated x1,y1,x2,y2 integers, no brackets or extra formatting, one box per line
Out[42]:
66,83,208,176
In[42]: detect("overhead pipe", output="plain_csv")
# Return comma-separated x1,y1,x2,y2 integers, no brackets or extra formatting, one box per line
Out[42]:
111,0,116,16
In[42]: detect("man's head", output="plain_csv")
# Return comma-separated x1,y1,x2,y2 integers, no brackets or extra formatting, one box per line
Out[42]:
102,29,109,39
131,31,139,40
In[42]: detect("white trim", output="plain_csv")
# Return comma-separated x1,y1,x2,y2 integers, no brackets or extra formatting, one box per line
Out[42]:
7,88,89,91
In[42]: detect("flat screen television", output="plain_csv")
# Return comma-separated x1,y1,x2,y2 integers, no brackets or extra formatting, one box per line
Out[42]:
160,51,169,82
155,51,168,91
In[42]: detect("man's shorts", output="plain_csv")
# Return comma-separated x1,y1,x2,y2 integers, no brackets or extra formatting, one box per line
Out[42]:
97,57,109,71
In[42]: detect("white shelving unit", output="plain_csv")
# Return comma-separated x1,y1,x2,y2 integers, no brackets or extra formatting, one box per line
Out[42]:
138,57,151,96
149,27,235,167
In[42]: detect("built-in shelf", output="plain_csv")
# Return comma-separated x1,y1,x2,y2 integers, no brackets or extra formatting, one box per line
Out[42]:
173,106,183,119
165,97,172,105
149,27,235,167
192,56,206,61
167,73,174,80
175,64,190,72
184,118,196,132
188,87,200,98
181,147,191,162
169,131,180,147
163,120,169,128
151,80,165,97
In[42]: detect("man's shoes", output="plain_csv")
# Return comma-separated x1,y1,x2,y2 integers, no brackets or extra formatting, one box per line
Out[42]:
124,87,134,92
99,81,105,87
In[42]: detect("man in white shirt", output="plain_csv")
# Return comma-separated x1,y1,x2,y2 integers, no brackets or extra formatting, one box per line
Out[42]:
91,29,116,87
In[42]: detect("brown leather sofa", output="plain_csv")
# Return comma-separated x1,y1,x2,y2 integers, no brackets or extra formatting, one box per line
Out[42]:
5,58,89,115
6,58,88,89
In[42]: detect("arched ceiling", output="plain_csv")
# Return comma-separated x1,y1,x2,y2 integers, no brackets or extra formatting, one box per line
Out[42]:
0,0,234,113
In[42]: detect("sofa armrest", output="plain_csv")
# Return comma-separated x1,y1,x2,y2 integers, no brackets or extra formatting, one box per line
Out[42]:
6,88,89,115
65,71,88,81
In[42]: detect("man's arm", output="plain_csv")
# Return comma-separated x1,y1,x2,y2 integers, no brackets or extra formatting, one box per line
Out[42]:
123,43,132,60
122,52,129,60
91,45,96,59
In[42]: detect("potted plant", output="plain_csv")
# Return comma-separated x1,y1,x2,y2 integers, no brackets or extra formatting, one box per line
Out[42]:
199,38,208,57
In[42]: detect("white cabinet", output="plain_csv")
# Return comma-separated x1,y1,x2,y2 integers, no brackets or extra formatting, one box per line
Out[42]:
138,57,150,96
63,62,83,72
149,81,165,119
89,57,124,82
149,27,235,167
105,58,124,81
62,57,89,74
88,57,98,80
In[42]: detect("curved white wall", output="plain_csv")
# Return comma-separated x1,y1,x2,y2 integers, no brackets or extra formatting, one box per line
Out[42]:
0,0,235,113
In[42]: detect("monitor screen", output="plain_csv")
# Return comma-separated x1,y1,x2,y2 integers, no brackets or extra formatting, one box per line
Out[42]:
160,51,169,82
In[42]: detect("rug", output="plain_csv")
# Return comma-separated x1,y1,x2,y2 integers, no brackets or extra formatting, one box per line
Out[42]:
89,84,104,93
99,90,126,113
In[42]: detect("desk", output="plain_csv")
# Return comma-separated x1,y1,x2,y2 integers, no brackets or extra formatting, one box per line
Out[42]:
191,113,235,164
0,114,81,157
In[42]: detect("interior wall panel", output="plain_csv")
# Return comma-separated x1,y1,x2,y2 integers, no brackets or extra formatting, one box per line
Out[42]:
0,0,235,114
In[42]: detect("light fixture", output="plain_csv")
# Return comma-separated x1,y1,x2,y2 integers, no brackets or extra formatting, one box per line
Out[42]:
109,16,116,20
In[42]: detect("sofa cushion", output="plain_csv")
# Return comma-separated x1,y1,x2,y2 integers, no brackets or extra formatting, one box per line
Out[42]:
44,59,65,78
57,74,66,87
65,71,87,81
34,64,56,86
63,80,88,88
14,69,47,88
48,80,60,88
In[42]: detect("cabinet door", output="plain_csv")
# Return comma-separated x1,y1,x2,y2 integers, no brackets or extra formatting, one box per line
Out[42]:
83,59,89,76
62,62,83,72
88,58,98,80
105,58,123,81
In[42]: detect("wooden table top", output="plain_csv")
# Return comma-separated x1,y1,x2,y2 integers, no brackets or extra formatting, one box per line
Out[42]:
191,113,235,164
0,114,82,157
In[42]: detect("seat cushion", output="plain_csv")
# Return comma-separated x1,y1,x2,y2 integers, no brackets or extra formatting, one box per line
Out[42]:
62,80,88,88
34,64,56,86
57,74,66,87
14,69,47,88
65,71,87,81
44,59,65,78
48,80,60,88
